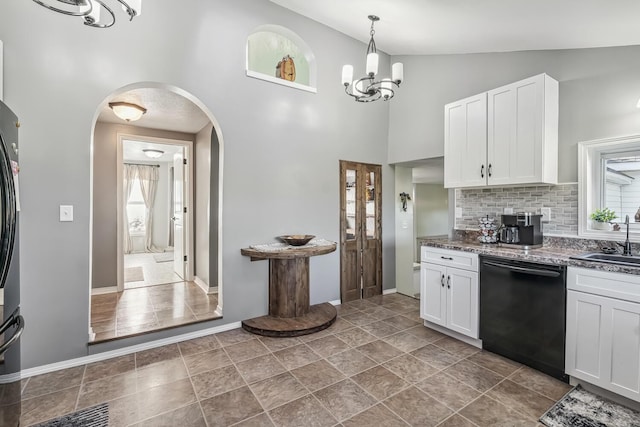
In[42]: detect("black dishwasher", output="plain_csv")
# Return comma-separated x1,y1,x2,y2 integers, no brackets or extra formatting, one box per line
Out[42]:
480,256,568,382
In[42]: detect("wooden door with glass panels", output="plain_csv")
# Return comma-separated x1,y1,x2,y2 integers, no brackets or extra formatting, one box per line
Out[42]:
340,161,382,303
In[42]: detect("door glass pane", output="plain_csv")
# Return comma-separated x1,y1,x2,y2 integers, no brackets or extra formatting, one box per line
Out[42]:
366,171,376,238
345,169,356,240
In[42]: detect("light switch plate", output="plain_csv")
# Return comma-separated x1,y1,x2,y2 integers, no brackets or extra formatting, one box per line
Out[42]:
503,207,514,214
60,205,73,222
541,207,551,222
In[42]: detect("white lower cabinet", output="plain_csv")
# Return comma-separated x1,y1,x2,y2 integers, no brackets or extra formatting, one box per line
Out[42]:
420,247,479,339
566,267,640,402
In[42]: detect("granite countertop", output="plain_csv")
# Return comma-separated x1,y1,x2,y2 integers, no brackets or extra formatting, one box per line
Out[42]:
420,238,640,275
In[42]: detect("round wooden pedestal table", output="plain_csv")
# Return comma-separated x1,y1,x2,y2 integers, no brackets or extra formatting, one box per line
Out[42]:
240,241,337,337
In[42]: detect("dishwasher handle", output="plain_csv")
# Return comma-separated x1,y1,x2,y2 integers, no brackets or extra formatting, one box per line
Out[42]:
482,260,561,278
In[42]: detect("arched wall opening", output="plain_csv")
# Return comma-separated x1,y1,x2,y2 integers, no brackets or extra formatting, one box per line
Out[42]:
88,82,224,341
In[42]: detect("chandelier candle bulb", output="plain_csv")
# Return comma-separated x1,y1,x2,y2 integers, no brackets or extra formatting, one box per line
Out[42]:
392,63,404,83
366,53,379,76
342,65,353,86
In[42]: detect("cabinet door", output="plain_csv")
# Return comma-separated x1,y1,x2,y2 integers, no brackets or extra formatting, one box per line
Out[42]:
445,268,479,338
444,93,487,188
566,290,640,402
609,299,640,399
566,290,606,384
420,263,447,327
487,74,545,186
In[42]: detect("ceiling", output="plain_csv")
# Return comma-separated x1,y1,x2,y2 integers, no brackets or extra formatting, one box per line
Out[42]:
270,0,640,55
97,88,210,134
122,139,184,163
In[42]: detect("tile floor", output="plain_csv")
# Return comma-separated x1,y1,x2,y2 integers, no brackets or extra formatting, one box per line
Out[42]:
22,293,571,426
124,252,183,290
90,281,220,343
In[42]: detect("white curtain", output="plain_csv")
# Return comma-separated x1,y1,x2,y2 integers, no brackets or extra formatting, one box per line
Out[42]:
138,165,160,252
122,164,137,254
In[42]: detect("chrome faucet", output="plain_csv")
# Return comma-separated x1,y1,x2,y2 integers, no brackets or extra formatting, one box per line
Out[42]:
618,215,633,256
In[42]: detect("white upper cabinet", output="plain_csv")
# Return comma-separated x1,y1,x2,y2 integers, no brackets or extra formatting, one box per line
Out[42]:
444,73,558,189
444,93,487,188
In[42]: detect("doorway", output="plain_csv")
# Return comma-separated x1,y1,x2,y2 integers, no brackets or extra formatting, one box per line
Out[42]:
89,84,224,342
339,160,382,303
117,136,193,292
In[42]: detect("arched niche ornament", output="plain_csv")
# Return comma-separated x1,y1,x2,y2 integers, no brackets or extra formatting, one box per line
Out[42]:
246,25,317,93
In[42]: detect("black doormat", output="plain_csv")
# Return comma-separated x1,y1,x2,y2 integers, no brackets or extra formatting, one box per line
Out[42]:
540,385,640,427
34,403,108,427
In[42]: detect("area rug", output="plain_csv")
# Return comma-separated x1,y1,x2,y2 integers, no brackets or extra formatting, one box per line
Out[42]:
153,252,173,263
35,403,108,427
540,385,640,427
124,266,144,282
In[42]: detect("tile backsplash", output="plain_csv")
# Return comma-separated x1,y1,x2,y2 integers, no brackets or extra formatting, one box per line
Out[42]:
455,183,578,236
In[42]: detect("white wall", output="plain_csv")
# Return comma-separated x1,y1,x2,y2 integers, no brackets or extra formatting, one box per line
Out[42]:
395,167,414,297
2,0,394,368
388,47,640,183
140,160,170,251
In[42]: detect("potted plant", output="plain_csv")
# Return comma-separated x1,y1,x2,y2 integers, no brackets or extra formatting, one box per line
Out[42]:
590,208,617,230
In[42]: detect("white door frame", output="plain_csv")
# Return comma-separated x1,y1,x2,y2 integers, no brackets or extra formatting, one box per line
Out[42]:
116,133,195,292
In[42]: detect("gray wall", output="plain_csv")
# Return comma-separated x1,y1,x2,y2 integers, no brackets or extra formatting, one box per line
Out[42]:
92,122,195,289
195,124,212,286
388,46,640,182
415,184,449,238
1,0,394,369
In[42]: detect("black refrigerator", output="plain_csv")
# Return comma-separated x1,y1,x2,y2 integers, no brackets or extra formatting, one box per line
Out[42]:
0,99,24,427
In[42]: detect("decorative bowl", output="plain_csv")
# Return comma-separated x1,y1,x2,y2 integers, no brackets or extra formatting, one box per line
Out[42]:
278,235,315,246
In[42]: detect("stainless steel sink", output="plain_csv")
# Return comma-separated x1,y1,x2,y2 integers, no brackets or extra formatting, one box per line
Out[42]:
570,252,640,267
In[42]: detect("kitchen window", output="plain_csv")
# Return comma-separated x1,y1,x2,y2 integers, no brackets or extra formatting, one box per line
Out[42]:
578,134,640,239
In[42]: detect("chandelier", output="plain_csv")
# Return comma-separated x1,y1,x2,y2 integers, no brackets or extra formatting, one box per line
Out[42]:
341,15,404,102
31,0,142,28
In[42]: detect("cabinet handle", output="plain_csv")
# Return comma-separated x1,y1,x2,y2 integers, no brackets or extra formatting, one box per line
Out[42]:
440,274,445,287
440,256,453,260
447,275,451,289
488,163,492,177
481,164,485,178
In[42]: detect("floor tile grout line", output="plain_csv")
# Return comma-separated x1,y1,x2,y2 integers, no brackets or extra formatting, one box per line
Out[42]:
177,343,211,427
219,337,281,426
40,294,563,427
482,373,557,422
72,364,88,411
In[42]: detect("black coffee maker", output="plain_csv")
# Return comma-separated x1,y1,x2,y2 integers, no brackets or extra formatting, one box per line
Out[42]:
500,212,543,247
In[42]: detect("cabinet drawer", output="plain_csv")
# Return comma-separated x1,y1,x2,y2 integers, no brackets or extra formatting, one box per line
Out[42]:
568,267,640,303
421,247,478,272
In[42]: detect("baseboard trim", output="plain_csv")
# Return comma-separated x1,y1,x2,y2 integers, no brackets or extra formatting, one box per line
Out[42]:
423,320,482,349
0,321,242,384
329,299,341,306
193,276,209,294
91,286,118,295
383,288,397,295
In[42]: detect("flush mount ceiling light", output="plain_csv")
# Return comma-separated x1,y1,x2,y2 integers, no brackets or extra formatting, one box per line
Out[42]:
142,149,164,159
31,0,142,28
108,102,147,122
341,15,403,103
